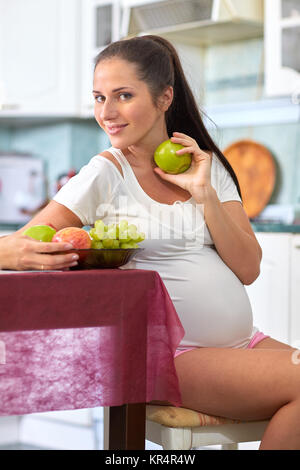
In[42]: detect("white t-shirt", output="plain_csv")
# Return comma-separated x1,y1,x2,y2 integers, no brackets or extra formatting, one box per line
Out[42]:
54,147,258,349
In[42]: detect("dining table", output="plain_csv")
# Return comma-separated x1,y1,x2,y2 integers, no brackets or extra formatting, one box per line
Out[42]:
0,268,184,450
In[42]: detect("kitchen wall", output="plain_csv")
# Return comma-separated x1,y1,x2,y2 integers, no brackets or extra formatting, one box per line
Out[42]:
218,122,300,206
0,37,299,211
0,121,109,197
204,38,264,106
202,37,300,207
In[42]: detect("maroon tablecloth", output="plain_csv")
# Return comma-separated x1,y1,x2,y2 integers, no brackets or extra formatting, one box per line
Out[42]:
0,269,184,415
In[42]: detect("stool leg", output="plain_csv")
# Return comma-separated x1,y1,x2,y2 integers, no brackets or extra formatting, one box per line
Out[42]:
161,427,192,450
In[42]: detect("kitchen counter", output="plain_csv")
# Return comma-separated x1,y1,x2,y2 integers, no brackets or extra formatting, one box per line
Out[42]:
251,223,300,233
2,223,300,236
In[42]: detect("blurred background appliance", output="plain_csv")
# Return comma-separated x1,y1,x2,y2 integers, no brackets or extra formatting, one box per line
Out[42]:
0,153,47,224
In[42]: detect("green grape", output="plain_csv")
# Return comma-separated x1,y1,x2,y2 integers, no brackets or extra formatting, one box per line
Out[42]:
91,240,103,249
107,224,118,239
91,219,145,249
111,239,120,249
117,221,126,240
120,241,139,249
118,229,131,242
89,227,101,240
134,232,145,243
118,220,128,232
102,238,114,248
94,220,105,240
128,224,139,240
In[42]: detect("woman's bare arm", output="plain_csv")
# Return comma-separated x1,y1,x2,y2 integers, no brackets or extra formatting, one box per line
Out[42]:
196,186,262,285
0,200,83,271
12,200,83,236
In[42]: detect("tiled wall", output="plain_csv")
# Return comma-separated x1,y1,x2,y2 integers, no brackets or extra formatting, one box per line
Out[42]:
0,120,110,196
202,38,300,207
204,38,265,106
211,122,300,206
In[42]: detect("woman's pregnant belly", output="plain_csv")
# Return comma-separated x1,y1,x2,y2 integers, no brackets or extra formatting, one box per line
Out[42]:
127,246,254,349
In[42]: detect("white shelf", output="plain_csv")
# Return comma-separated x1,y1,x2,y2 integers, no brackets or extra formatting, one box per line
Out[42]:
204,97,300,128
138,19,263,46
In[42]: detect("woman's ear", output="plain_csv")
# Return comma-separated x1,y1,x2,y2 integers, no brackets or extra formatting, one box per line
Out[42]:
158,86,174,112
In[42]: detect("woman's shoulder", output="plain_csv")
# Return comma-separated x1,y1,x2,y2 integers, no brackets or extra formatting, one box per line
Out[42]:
96,150,124,178
211,152,232,180
211,152,223,171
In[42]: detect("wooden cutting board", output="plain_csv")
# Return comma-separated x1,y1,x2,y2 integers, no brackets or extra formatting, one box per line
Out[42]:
223,139,276,219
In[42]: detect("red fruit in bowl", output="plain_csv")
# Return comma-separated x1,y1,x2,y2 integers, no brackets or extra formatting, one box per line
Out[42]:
52,227,92,249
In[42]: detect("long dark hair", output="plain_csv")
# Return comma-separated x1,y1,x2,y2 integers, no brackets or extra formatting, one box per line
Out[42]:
94,35,242,200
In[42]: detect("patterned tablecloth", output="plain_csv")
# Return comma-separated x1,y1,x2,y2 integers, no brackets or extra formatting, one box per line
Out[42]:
0,269,184,415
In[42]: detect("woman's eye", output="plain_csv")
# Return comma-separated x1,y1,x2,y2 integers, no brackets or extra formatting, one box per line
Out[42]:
95,95,104,103
119,93,132,101
94,93,132,103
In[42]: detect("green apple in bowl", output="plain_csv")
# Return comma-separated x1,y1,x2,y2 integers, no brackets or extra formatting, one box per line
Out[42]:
154,139,192,174
23,224,57,242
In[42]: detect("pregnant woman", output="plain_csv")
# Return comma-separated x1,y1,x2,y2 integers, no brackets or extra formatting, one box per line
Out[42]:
1,35,300,450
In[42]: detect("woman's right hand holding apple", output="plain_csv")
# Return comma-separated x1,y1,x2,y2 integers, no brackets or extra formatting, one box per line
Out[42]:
0,233,79,271
0,200,86,271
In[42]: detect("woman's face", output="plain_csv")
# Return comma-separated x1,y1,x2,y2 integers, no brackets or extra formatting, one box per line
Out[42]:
93,58,172,150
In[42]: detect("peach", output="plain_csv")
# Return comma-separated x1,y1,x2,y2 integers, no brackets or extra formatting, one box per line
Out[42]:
52,227,92,249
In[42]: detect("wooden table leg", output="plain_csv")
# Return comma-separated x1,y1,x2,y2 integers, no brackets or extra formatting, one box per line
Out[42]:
105,403,146,450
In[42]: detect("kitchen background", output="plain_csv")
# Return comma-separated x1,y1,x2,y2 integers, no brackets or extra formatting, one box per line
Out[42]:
0,0,300,450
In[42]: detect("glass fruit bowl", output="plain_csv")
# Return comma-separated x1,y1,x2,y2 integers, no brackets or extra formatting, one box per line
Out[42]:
58,248,144,269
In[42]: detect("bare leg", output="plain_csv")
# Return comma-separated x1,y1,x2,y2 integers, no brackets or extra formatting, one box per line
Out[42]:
252,337,295,350
174,345,300,450
252,337,300,449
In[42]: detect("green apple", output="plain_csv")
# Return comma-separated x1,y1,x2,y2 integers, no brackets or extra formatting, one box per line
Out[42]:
154,139,192,174
23,224,56,242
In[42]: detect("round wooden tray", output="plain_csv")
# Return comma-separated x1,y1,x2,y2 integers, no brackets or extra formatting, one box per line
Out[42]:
223,140,276,219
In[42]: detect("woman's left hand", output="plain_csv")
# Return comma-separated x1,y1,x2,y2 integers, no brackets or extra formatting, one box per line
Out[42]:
153,132,213,196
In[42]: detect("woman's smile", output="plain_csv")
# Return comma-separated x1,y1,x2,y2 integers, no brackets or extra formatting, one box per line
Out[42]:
105,123,129,135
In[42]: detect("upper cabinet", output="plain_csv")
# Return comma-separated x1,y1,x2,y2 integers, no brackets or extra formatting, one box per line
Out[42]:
2,0,299,116
80,0,121,116
0,0,80,116
121,0,264,46
0,0,122,118
265,0,300,98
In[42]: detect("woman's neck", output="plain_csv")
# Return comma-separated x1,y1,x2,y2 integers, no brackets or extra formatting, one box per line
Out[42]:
125,124,169,168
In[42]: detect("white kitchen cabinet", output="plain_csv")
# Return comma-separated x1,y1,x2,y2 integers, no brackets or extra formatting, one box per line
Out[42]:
265,0,300,98
80,0,122,116
0,0,80,116
121,0,263,45
289,235,300,348
245,233,291,344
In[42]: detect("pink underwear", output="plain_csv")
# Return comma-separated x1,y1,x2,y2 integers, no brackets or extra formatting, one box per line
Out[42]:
174,331,270,359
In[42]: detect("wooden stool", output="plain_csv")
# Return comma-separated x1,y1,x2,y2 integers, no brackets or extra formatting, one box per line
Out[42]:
146,405,269,450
